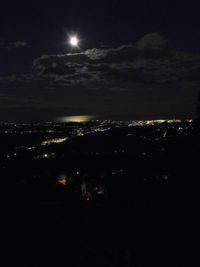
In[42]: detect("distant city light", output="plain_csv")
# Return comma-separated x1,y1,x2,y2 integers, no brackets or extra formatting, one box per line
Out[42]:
42,153,49,159
58,174,68,186
128,119,184,127
41,138,67,145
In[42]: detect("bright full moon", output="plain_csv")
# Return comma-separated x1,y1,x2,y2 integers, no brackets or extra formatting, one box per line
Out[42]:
69,36,79,46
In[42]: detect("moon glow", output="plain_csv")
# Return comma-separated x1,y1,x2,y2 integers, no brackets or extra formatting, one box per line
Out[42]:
69,35,79,46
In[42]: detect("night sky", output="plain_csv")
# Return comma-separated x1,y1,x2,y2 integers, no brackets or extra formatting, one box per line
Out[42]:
1,0,200,121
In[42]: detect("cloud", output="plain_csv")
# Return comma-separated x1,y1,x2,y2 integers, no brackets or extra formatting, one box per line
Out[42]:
32,32,200,90
0,74,35,83
0,41,27,50
13,41,27,49
136,32,168,50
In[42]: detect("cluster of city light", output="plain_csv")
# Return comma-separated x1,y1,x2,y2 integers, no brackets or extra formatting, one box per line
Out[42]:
57,174,68,186
128,119,186,127
41,153,50,159
41,137,67,146
94,128,108,133
146,120,167,125
34,153,55,159
81,180,105,200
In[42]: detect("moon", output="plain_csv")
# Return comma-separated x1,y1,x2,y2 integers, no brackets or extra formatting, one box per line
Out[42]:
69,35,79,47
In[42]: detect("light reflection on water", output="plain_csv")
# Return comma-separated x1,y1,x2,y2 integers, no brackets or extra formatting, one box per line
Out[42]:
56,115,95,123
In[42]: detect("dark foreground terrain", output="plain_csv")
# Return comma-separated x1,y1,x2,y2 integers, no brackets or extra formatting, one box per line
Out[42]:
1,120,200,267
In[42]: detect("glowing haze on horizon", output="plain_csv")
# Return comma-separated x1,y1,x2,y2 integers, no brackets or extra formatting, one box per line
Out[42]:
57,115,95,122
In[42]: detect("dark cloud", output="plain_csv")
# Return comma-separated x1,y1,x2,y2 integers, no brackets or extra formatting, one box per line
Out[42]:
0,74,34,83
136,32,168,50
33,33,200,89
0,41,27,50
13,41,28,49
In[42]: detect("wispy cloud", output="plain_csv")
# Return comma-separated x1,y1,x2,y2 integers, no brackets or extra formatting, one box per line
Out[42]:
0,74,35,83
136,32,168,50
0,41,28,50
